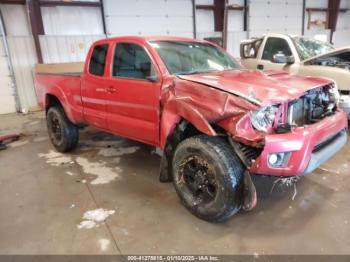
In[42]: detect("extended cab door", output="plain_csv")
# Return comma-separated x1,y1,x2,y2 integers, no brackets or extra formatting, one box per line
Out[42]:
255,36,299,73
81,42,110,129
104,41,161,145
240,38,263,69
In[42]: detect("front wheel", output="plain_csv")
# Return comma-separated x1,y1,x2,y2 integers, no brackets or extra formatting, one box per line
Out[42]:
172,135,245,222
46,106,79,152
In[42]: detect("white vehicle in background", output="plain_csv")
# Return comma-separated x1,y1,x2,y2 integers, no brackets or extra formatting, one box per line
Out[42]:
240,33,350,117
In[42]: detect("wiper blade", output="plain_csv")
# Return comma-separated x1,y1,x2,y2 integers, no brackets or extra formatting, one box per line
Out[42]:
176,70,202,75
176,70,215,75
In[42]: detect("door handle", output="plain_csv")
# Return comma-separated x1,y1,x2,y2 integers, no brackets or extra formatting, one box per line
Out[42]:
257,64,264,70
107,86,117,93
96,87,105,93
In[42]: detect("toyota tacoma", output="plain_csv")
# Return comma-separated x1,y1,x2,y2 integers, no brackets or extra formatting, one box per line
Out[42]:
35,36,348,222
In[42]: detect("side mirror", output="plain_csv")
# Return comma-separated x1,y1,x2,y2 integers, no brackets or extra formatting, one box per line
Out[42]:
146,75,158,82
273,53,295,64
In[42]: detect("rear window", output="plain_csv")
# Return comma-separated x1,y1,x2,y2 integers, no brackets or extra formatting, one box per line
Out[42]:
89,44,108,76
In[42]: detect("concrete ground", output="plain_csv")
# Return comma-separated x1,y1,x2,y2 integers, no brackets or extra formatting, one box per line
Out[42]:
0,112,349,255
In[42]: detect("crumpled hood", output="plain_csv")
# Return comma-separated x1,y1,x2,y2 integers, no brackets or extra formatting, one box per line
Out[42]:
303,46,350,63
178,69,332,105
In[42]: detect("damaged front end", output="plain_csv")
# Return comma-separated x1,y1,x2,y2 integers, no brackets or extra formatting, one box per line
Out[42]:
219,82,347,209
221,82,346,179
286,83,339,127
303,48,350,117
159,71,347,214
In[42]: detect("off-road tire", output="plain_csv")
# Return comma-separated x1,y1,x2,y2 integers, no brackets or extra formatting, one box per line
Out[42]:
46,106,79,152
172,135,245,223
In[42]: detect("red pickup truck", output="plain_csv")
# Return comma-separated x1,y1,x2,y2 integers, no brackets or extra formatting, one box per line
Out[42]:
35,36,348,222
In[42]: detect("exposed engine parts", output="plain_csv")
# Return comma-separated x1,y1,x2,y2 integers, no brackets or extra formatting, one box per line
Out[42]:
287,84,338,126
310,53,350,71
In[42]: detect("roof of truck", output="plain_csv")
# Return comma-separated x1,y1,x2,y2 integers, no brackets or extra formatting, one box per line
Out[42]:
242,33,300,43
93,35,208,45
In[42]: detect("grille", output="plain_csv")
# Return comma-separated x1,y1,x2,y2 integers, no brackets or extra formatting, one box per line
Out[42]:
288,85,336,126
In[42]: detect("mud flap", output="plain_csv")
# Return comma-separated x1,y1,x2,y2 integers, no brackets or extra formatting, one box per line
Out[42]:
159,144,173,182
242,171,257,211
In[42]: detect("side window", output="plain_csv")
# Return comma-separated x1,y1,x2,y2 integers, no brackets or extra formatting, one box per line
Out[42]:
262,37,292,62
89,44,108,76
241,39,263,58
113,43,156,80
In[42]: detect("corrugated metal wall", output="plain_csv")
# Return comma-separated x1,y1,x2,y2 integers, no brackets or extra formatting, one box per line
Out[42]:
226,0,247,57
248,0,304,37
0,20,17,114
41,6,103,35
104,0,194,37
196,0,349,56
195,0,222,47
195,0,248,57
0,0,349,115
7,36,38,111
305,0,331,41
0,4,38,112
0,2,105,114
334,0,350,47
196,0,215,34
40,35,105,63
39,4,105,64
305,0,350,47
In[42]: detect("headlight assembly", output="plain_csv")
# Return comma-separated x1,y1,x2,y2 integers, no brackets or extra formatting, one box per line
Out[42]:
328,82,340,109
251,105,278,133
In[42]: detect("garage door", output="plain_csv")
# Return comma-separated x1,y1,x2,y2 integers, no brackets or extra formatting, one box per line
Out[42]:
104,0,194,37
1,5,38,113
0,35,16,114
248,0,303,37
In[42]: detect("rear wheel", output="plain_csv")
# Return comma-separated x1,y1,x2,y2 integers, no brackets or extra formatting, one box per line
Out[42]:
46,106,79,152
172,135,245,222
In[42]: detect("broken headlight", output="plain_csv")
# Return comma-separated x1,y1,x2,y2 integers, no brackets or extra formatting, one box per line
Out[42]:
328,83,340,110
251,105,278,133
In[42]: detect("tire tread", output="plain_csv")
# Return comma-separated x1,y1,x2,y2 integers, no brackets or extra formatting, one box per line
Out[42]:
173,135,244,222
47,106,79,152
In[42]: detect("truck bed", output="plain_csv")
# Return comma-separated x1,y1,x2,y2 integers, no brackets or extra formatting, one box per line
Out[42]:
35,62,84,76
35,62,85,124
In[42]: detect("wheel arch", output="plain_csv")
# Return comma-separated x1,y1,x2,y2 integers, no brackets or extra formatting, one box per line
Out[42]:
45,94,63,111
160,98,217,149
159,98,222,183
44,92,78,124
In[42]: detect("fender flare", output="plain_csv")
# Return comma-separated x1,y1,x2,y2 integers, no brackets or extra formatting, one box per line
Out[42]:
160,97,216,149
44,87,75,123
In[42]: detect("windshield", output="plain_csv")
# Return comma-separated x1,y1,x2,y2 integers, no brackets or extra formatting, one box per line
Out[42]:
292,36,334,61
150,41,240,75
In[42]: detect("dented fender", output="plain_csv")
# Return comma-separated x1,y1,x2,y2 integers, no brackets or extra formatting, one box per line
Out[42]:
160,96,217,149
159,76,265,149
218,114,265,147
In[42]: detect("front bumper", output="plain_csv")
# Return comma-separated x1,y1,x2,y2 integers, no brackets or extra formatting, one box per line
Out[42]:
339,94,350,118
249,110,348,177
